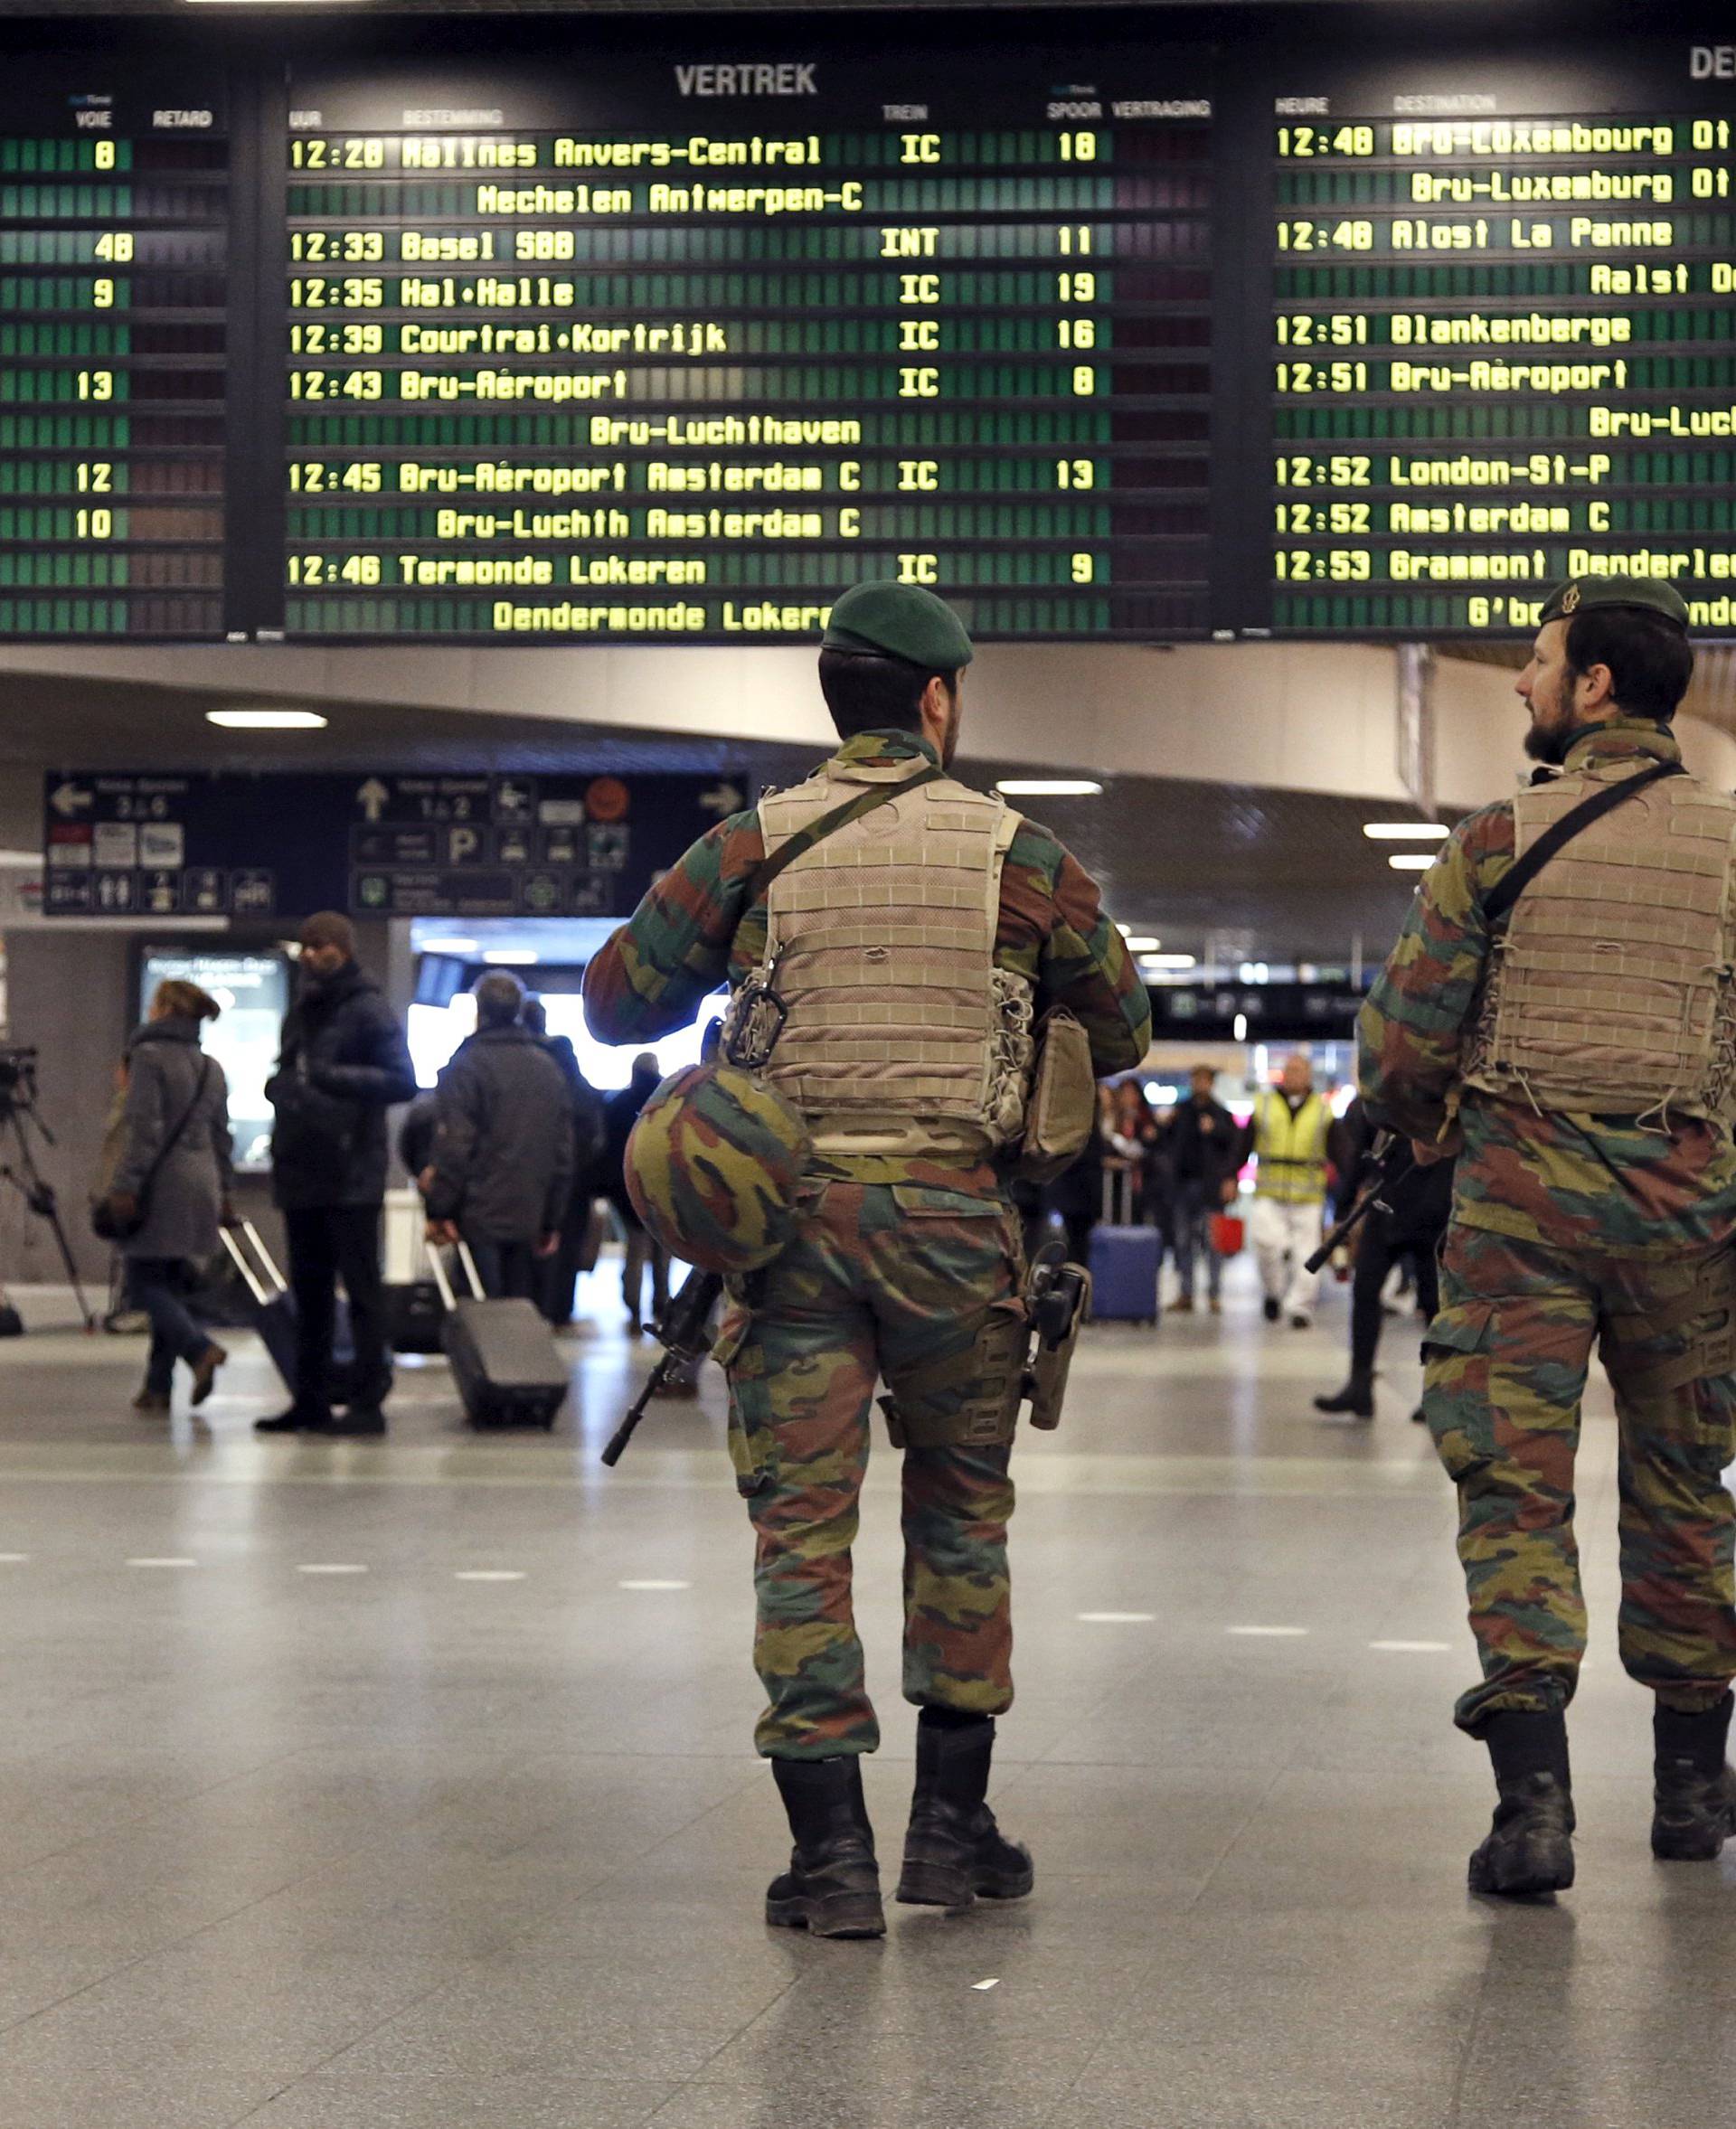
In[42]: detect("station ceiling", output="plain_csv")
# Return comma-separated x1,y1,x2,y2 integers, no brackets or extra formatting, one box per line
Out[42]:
0,659,1435,966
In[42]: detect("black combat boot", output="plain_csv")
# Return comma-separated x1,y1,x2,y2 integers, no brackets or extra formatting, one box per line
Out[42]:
1313,1372,1374,1419
1652,1693,1736,1862
897,1710,1034,1911
765,1757,885,1939
1467,1710,1576,1898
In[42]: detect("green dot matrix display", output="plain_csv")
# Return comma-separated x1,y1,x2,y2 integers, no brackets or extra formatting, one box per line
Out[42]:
0,70,227,639
0,25,1732,645
276,52,1214,643
1266,52,1736,637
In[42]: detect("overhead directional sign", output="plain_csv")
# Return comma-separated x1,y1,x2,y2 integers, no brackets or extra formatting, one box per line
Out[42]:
41,768,741,919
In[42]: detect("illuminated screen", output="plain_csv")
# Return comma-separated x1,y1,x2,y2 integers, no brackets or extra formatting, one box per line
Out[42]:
1261,50,1736,636
275,46,1213,644
2,21,1734,644
407,986,726,1091
0,67,229,639
137,948,289,1173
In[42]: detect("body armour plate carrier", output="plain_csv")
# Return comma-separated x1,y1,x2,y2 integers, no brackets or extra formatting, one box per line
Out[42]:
736,761,1033,1159
1463,762,1736,1122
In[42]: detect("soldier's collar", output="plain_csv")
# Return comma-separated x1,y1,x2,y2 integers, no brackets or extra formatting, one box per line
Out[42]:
1560,718,1680,774
829,729,942,784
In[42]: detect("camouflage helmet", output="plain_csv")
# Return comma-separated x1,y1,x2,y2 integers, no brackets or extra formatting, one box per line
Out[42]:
625,1062,812,1274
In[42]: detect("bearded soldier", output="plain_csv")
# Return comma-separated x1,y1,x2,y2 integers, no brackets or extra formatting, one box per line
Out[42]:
584,582,1150,1936
1360,574,1736,1898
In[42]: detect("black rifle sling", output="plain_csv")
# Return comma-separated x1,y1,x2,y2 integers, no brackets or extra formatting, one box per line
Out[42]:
746,763,947,905
1483,759,1688,931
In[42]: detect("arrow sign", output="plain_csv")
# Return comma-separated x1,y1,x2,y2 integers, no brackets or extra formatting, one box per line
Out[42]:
356,777,392,824
51,781,92,819
700,781,745,816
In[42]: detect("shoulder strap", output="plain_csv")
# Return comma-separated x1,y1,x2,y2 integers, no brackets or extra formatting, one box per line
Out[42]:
747,764,946,904
139,1056,212,1192
1484,760,1688,930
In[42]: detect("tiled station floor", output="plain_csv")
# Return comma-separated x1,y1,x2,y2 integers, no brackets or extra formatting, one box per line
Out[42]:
0,1258,1727,2128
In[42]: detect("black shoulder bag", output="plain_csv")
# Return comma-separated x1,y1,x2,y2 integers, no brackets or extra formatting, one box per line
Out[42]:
92,1057,212,1244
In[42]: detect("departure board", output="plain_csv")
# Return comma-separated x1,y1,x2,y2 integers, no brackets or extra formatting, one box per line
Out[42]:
0,68,228,639
1263,49,1736,638
1,20,1734,647
275,52,1215,643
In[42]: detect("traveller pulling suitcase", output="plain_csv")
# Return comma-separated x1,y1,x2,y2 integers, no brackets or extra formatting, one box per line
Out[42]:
221,1219,357,1399
429,1240,569,1428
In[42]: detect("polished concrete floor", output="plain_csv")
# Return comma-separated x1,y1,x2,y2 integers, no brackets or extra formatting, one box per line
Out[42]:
0,1254,1728,2128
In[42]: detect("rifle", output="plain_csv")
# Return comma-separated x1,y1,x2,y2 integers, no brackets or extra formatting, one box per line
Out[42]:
601,1262,724,1467
1304,1132,1415,1276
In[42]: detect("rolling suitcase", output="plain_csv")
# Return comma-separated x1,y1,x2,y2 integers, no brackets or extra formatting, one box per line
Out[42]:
221,1220,358,1397
1089,1173,1161,1325
429,1242,569,1428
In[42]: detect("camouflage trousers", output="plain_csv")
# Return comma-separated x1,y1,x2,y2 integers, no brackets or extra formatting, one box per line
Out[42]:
714,1174,1024,1760
1423,1220,1736,1735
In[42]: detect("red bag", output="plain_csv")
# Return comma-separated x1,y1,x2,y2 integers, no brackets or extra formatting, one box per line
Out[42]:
1209,1212,1245,1258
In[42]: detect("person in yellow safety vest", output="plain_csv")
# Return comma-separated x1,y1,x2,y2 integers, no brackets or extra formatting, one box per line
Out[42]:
1244,1051,1333,1327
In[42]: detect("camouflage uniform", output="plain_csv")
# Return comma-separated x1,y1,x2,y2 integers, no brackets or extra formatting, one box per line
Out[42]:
585,728,1149,1758
1359,720,1736,1735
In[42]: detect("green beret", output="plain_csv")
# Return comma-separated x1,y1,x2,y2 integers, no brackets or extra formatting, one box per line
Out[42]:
821,580,974,670
1539,573,1691,630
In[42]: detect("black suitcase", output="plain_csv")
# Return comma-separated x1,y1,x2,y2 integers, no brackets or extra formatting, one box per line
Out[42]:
430,1243,569,1429
221,1220,357,1400
386,1278,445,1354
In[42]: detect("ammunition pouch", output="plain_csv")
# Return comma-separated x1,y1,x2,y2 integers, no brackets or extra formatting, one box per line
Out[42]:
1599,1251,1736,1399
880,1302,1027,1450
1016,1007,1097,1184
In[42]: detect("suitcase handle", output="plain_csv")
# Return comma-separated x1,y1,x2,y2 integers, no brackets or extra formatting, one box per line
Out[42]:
425,1238,485,1308
220,1219,289,1305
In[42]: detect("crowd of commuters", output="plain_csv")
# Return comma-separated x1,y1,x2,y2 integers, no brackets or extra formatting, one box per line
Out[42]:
92,909,674,1429
94,923,1432,1428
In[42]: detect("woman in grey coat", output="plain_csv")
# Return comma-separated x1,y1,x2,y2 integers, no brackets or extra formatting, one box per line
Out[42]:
109,980,233,1413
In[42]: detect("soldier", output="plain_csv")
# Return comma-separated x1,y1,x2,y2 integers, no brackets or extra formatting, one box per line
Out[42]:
584,581,1150,1936
1359,573,1736,1898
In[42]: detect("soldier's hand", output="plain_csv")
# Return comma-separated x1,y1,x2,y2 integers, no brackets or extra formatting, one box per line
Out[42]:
1410,1131,1460,1167
536,1231,560,1258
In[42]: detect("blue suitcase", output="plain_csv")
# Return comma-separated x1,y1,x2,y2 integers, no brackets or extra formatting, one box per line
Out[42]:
1089,1224,1161,1324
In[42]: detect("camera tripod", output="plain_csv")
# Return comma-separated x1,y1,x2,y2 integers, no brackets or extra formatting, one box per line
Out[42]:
0,1100,98,1333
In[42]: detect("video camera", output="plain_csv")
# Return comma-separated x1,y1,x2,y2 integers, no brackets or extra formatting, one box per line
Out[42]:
0,1045,38,1116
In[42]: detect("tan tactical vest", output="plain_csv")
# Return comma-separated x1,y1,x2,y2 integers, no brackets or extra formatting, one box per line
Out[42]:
1462,761,1736,1121
748,757,1033,1159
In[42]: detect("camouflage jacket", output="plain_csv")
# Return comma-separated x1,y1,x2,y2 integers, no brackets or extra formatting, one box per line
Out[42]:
1357,720,1736,1257
583,729,1152,1182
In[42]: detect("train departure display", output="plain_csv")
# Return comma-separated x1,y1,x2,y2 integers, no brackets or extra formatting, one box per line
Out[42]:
276,52,1213,643
0,21,1731,645
1264,50,1736,637
0,69,229,639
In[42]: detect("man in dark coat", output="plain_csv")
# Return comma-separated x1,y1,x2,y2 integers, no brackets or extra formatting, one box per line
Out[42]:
259,911,417,1437
1168,1064,1241,1314
522,996,606,1325
1315,1094,1454,1422
425,972,576,1301
601,1050,669,1332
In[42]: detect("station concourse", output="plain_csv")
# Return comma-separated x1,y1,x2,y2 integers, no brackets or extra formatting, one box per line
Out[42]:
1,0,1735,2122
